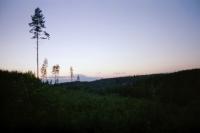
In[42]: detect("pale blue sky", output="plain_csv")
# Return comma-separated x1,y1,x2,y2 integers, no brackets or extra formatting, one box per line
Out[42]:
0,0,200,77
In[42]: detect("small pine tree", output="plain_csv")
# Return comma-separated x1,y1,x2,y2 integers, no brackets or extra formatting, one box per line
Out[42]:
77,75,80,81
70,66,74,82
52,65,60,84
41,58,48,81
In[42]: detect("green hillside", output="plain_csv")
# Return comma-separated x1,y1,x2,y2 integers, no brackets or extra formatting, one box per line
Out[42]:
0,69,200,132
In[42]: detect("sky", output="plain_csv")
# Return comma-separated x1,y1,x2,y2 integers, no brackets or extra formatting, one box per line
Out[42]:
0,0,200,78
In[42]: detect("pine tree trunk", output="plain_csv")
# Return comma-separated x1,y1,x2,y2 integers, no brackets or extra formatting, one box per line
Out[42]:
37,33,39,78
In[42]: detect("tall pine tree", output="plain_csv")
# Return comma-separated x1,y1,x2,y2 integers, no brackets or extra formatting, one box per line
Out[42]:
29,7,50,78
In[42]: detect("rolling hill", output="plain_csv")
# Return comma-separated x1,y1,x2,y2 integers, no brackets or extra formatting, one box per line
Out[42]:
0,69,200,132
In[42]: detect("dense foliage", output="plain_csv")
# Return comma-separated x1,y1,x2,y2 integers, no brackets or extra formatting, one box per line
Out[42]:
0,69,200,132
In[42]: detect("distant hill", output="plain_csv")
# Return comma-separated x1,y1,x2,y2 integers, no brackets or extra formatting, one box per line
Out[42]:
59,68,200,106
43,74,99,83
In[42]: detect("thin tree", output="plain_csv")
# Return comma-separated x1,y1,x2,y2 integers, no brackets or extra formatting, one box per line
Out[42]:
52,65,60,84
29,7,50,78
41,58,48,81
77,75,80,82
70,66,74,82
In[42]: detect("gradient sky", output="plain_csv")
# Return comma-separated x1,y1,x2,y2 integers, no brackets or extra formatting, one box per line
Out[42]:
0,0,200,78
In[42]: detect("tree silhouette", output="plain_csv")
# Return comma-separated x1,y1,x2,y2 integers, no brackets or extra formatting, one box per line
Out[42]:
52,65,60,84
70,66,74,82
77,75,80,82
29,7,50,78
41,58,48,81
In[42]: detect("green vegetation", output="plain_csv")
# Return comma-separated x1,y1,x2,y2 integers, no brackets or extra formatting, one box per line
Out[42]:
0,69,200,132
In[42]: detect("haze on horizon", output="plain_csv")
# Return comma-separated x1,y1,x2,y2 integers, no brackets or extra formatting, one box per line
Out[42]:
0,0,200,78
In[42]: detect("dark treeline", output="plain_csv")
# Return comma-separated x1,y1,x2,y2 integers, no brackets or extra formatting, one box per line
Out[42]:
0,69,200,132
59,69,200,106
